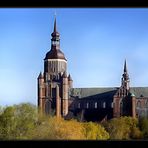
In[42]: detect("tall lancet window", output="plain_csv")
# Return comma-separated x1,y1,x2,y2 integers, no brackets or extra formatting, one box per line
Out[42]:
86,102,89,109
45,100,51,115
146,101,148,108
111,102,114,108
95,102,97,108
103,102,106,108
78,103,80,109
137,101,141,108
120,101,123,116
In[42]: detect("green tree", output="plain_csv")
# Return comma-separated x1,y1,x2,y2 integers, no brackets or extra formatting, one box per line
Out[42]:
14,103,37,139
0,103,37,140
0,106,16,139
139,117,148,138
103,116,142,140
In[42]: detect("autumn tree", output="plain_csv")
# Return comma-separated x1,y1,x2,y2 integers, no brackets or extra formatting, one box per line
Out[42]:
103,116,142,140
83,122,109,140
0,103,145,140
29,116,85,140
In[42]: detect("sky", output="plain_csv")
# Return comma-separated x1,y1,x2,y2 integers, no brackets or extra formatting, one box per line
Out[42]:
0,8,148,106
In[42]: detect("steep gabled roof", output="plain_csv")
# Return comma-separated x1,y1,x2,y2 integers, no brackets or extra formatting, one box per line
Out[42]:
69,87,148,101
69,87,118,101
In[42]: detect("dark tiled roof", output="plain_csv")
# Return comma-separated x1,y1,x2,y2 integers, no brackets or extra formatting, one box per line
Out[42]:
44,47,66,60
130,87,148,98
69,87,148,100
69,87,118,100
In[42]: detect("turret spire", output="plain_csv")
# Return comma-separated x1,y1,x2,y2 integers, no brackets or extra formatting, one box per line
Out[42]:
68,74,72,81
38,71,43,79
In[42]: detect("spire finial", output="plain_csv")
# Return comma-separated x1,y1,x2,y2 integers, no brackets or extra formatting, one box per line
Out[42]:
54,11,57,33
54,10,56,18
124,59,127,73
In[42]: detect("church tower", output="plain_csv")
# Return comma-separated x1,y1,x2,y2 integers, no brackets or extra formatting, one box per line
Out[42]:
37,17,73,117
113,60,131,118
120,60,130,97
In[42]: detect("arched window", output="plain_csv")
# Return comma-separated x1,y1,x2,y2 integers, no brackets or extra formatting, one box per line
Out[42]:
137,101,141,108
78,103,80,108
103,102,106,108
111,102,113,108
86,102,89,109
95,102,97,109
42,88,45,97
145,101,148,108
45,100,51,115
120,101,123,116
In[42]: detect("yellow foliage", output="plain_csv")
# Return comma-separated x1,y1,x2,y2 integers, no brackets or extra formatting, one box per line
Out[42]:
104,116,142,140
29,116,85,140
48,117,85,140
83,122,109,140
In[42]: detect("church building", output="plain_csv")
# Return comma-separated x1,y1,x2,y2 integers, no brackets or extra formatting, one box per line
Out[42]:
37,18,148,122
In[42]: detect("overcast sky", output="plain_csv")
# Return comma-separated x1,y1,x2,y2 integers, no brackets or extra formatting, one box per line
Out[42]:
0,8,148,106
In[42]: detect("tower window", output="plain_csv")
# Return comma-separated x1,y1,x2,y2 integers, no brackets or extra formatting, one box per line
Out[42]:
103,102,106,108
53,67,55,73
42,88,45,97
95,102,97,108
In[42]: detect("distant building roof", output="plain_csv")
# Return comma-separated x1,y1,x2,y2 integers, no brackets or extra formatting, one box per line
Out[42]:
130,87,148,98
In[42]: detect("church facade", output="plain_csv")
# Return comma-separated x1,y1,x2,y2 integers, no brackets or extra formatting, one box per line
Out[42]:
37,18,148,122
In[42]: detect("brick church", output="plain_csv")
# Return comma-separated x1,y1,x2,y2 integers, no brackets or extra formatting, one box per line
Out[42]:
37,18,148,122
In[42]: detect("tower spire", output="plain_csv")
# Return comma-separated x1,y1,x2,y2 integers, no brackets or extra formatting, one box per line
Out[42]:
120,60,130,96
122,59,129,81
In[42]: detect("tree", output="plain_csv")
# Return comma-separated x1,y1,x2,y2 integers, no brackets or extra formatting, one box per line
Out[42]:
139,117,148,138
123,116,142,139
103,116,142,140
13,103,37,139
0,106,16,139
29,116,85,140
0,103,37,140
83,122,109,140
